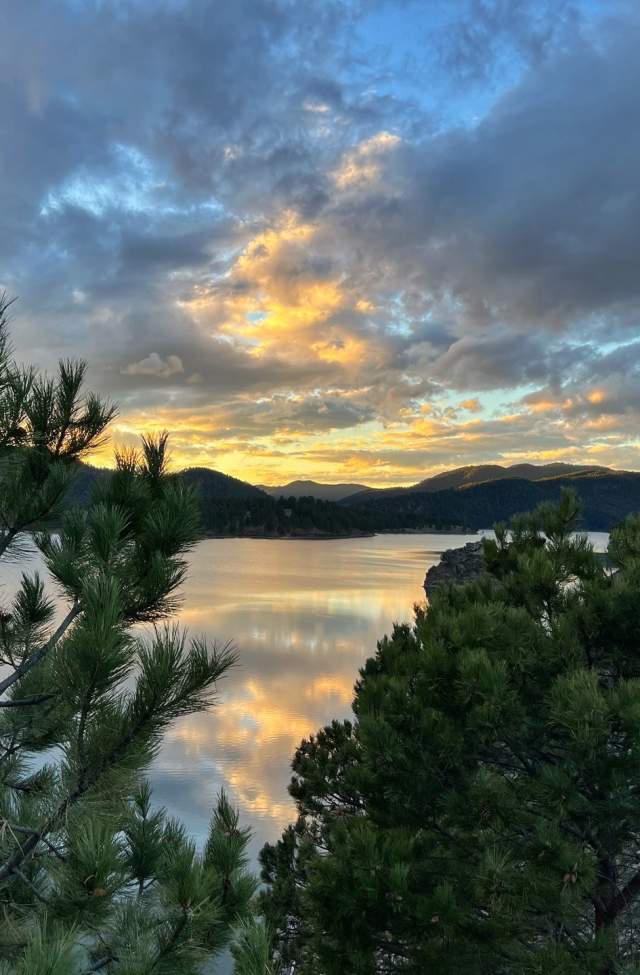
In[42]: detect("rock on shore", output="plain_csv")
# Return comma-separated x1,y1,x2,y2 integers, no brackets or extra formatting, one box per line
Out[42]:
424,540,486,596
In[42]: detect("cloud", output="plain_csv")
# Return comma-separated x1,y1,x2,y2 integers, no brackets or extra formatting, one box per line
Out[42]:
332,131,401,190
2,0,639,484
438,0,584,84
122,353,185,378
458,398,482,412
326,17,640,335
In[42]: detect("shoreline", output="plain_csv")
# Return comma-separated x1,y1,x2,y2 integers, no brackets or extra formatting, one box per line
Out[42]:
202,531,376,540
202,528,479,541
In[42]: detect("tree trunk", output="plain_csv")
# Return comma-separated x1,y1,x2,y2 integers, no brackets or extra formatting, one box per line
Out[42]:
594,856,618,975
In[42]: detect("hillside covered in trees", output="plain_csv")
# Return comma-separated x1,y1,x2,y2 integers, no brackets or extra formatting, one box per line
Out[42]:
67,464,640,534
67,463,376,537
343,470,640,532
196,493,377,537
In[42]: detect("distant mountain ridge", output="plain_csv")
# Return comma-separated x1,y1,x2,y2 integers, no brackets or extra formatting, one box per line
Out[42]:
259,479,368,502
414,462,612,492
180,467,266,500
346,462,616,502
259,463,619,505
245,462,640,532
343,469,640,532
66,461,640,534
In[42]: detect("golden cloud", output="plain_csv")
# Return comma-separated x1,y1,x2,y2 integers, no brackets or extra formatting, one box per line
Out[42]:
332,131,401,189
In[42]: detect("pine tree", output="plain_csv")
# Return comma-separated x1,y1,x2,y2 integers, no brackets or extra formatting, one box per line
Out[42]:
261,490,640,975
0,297,274,974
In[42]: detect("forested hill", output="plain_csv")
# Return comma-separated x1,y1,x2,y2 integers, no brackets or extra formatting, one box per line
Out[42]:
65,462,263,506
195,494,375,537
342,471,640,531
259,479,368,501
411,461,611,493
180,466,264,500
66,463,375,537
346,462,614,502
66,462,640,534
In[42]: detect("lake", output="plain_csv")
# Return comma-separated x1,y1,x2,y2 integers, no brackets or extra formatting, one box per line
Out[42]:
152,532,460,860
149,530,610,859
0,531,610,864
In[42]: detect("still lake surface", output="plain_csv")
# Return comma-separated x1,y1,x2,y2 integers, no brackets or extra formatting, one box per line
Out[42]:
148,530,609,859
152,532,458,860
0,531,610,863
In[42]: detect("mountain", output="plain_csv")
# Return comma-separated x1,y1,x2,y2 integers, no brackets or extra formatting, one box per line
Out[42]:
346,462,615,503
66,462,265,505
64,463,372,537
66,460,112,506
65,461,640,535
344,470,640,532
180,467,266,500
259,479,369,502
413,462,611,493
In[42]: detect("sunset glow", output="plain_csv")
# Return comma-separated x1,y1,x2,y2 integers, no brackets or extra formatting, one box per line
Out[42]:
2,1,639,485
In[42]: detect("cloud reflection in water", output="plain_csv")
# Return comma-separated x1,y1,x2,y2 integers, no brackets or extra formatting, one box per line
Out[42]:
0,531,609,862
149,534,473,859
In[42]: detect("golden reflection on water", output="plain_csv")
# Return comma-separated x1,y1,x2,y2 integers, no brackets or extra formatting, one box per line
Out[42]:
0,532,611,862
150,534,480,858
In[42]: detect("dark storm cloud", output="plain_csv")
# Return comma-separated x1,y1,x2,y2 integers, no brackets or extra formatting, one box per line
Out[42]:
326,12,640,342
118,228,214,273
1,3,329,225
519,338,640,423
212,394,377,437
110,330,339,401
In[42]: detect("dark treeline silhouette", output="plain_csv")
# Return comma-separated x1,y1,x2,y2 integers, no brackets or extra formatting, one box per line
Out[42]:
68,463,640,534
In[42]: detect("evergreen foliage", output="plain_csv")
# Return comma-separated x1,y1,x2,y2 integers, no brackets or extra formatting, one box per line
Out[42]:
343,472,640,531
68,458,640,538
261,490,640,974
67,467,378,538
0,295,117,559
196,493,377,538
0,299,272,974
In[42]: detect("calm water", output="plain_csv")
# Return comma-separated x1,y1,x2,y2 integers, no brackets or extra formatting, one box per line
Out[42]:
152,533,468,859
150,530,610,857
0,532,610,862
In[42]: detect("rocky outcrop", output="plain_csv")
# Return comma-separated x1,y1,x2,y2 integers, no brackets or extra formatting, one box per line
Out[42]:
424,540,486,596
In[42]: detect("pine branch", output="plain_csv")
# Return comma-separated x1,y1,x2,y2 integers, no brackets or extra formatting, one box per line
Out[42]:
0,527,19,560
0,601,81,697
0,693,56,708
605,869,640,923
13,866,48,904
1,823,66,862
0,639,229,883
152,914,188,970
76,664,99,793
84,953,116,972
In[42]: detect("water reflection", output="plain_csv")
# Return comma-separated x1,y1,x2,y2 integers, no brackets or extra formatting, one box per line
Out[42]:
150,533,478,858
0,532,611,862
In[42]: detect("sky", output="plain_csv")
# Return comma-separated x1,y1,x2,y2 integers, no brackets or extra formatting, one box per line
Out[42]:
2,0,639,486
